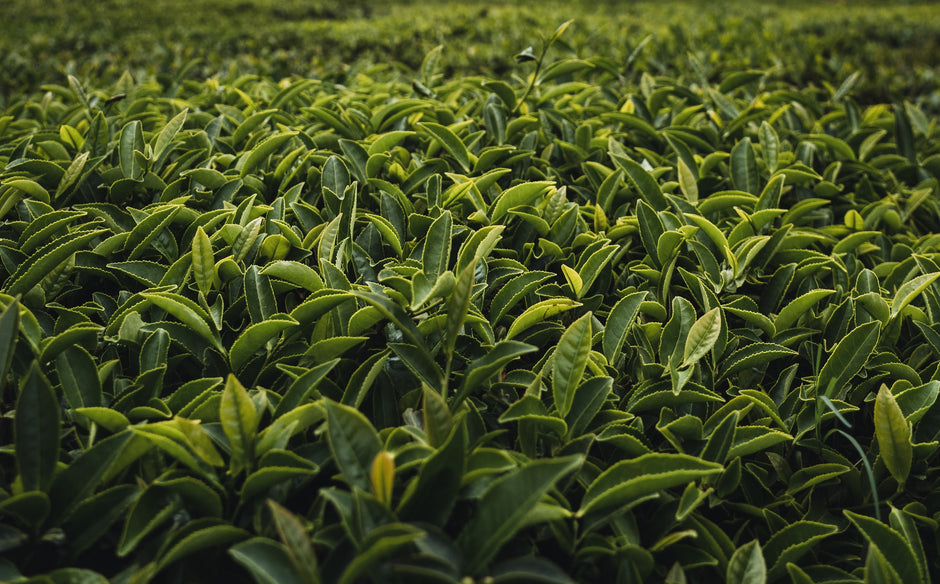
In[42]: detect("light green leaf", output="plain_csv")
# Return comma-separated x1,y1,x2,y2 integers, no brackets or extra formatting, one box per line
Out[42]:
727,540,766,584
419,122,473,173
875,384,912,486
241,132,298,177
445,259,477,358
118,120,145,179
682,307,721,368
505,298,581,340
192,226,216,296
677,156,699,203
157,523,248,571
220,374,259,476
890,272,940,320
490,181,555,224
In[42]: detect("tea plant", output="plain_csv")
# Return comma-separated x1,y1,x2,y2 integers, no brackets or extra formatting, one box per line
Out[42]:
1,4,940,584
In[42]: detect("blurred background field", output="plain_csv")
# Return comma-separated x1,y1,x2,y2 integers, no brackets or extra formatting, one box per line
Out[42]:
2,0,939,110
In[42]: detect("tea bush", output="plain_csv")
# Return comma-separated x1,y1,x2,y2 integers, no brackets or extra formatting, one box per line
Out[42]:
1,2,940,583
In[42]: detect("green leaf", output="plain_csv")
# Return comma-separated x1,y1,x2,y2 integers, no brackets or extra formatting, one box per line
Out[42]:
118,485,180,556
763,521,837,581
565,376,613,438
126,205,181,260
230,314,298,372
553,312,593,417
727,540,766,584
142,291,222,352
700,410,739,464
677,156,699,203
363,213,403,258
338,523,425,584
845,510,922,584
245,265,277,324
773,289,835,332
3,229,106,296
56,345,102,409
890,272,940,321
718,342,797,379
0,299,20,393
325,400,382,491
15,362,59,492
241,467,316,501
191,226,216,297
230,538,307,584
683,213,736,272
261,261,323,292
888,507,930,584
48,431,140,524
682,307,721,368
157,523,248,571
505,298,581,340
220,374,259,476
579,453,723,519
731,138,759,195
268,501,320,584
444,259,477,359
422,210,452,280
152,108,188,165
349,289,424,349
241,132,298,177
60,485,140,559
610,148,669,211
875,384,912,486
457,455,583,575
817,321,880,397
454,340,538,408
388,342,444,393
419,122,472,173
489,270,554,325
490,181,555,224
118,120,145,179
0,491,50,526
398,420,466,526
602,291,647,363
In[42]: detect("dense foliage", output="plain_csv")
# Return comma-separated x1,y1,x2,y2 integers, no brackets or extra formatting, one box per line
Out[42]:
1,2,940,583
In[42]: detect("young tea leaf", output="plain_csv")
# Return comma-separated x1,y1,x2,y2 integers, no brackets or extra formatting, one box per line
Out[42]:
220,374,259,476
874,384,912,487
682,307,721,368
553,313,593,417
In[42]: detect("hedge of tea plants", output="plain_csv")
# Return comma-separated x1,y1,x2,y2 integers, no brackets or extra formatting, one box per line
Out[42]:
1,2,940,583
